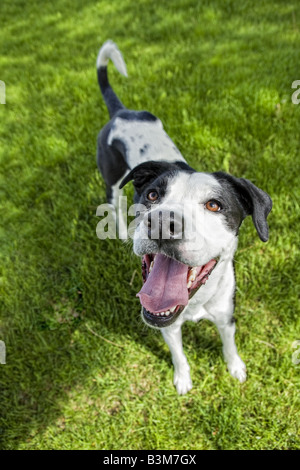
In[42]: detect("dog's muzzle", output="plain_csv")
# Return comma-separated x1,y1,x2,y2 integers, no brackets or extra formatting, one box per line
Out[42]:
138,253,218,328
144,209,184,241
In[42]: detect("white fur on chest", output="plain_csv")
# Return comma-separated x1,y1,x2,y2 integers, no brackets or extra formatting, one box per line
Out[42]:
180,258,236,325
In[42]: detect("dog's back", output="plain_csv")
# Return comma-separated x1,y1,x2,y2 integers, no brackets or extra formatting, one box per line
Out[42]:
96,40,185,204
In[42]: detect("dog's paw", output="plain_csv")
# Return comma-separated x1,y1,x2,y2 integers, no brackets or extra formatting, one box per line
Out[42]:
174,370,193,395
227,356,247,383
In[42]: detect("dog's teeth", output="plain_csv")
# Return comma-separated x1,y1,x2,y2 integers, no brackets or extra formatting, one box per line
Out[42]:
151,309,173,317
188,268,197,283
170,306,176,313
189,267,197,275
149,261,154,272
187,280,192,289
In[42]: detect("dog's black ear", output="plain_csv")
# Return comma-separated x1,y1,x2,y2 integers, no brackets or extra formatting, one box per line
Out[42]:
119,160,192,195
214,172,272,242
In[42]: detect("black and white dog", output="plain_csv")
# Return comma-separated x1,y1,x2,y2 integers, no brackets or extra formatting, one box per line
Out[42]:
96,40,272,394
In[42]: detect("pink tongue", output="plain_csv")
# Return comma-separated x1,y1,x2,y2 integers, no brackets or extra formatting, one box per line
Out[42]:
137,254,189,313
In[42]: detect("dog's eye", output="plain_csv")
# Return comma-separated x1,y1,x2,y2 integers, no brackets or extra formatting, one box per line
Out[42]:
205,200,222,212
147,190,159,202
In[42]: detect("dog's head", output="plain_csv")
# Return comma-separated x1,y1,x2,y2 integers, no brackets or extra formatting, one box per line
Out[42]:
120,161,272,328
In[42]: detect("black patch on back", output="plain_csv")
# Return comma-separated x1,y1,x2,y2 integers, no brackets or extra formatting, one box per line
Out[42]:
110,138,127,156
115,109,158,122
97,124,129,187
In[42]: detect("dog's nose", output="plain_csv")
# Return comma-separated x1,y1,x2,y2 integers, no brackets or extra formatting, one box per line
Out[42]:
144,210,183,240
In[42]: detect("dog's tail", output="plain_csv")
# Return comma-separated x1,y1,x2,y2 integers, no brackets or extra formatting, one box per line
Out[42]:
96,40,128,118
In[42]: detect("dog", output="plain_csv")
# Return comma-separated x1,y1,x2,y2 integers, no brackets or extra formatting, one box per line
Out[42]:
96,40,272,394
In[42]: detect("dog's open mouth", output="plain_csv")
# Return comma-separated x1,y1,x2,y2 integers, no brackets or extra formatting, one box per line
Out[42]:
138,253,218,327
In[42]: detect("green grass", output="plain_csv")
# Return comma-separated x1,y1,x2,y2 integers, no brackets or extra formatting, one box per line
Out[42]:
0,0,300,450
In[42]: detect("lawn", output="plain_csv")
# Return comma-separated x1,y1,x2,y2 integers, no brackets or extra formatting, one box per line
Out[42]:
0,0,299,450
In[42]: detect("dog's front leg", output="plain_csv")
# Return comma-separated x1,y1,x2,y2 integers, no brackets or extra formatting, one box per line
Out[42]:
161,324,192,395
215,319,247,383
